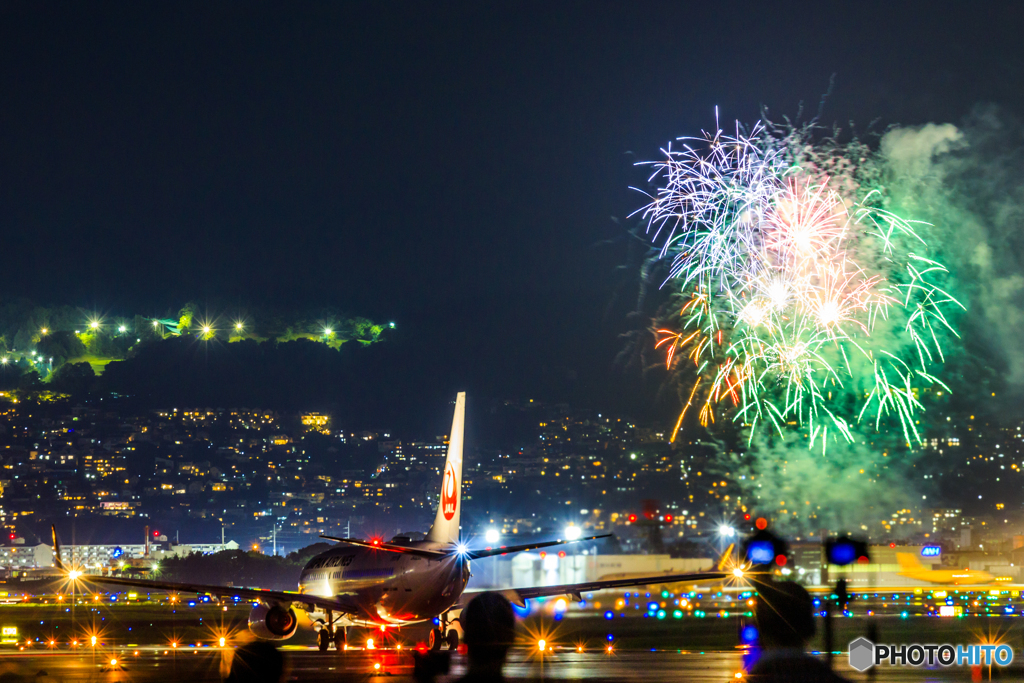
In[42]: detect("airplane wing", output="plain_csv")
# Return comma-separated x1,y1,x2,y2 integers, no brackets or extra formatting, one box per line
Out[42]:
50,526,356,614
319,535,447,558
465,534,612,560
67,573,361,613
458,570,728,608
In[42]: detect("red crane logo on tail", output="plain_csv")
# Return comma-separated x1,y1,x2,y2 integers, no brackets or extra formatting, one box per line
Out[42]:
441,462,458,521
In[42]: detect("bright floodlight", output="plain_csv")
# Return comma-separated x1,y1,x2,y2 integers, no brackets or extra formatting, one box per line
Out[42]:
455,542,468,555
118,325,126,333
235,322,244,330
89,321,99,329
152,320,159,328
0,358,7,365
68,570,82,580
732,567,745,578
202,326,211,334
323,328,333,336
484,528,500,545
41,328,48,335
564,525,582,541
718,525,735,537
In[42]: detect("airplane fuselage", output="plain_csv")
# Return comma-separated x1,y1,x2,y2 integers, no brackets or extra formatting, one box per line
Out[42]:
298,543,469,627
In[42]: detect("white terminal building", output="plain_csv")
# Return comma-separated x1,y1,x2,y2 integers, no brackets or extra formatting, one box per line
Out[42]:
1,540,239,574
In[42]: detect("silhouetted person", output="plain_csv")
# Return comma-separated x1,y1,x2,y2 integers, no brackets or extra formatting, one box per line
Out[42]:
224,640,287,683
748,581,848,682
457,591,516,683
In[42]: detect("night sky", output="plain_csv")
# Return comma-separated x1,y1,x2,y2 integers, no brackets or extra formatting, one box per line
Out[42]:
2,2,1022,417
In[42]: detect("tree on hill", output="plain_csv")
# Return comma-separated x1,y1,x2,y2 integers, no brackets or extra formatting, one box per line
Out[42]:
36,331,86,365
50,361,95,395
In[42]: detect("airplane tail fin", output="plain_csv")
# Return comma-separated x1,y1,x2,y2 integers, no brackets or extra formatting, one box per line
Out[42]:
51,525,66,571
426,392,466,544
896,552,922,571
716,543,735,571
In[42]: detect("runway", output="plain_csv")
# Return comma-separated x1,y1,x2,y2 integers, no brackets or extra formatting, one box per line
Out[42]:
0,645,994,682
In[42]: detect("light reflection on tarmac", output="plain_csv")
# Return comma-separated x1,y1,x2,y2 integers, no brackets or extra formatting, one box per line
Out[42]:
0,646,995,682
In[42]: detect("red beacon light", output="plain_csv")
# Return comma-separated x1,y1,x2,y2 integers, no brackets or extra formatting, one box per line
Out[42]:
775,554,787,567
663,514,674,524
743,514,751,521
627,514,637,523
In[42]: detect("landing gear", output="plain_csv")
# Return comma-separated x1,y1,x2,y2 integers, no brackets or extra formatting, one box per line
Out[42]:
430,612,459,651
317,609,347,653
429,627,444,651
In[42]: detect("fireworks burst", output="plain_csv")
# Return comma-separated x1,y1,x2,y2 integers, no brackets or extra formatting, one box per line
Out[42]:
634,119,962,451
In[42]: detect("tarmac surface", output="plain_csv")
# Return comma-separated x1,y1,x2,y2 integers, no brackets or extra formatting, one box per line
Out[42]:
0,645,1003,682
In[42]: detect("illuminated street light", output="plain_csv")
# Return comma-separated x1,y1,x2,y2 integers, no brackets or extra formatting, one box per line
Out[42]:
40,328,48,335
537,639,547,652
732,567,745,578
323,328,333,336
389,322,395,328
235,322,244,331
718,525,736,538
484,528,500,545
1,358,7,365
118,325,126,333
564,525,582,541
152,320,159,328
89,321,100,330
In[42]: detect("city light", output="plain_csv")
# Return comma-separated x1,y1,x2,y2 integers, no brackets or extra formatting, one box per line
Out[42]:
537,639,546,652
732,568,744,578
564,525,582,541
718,525,736,538
485,528,500,544
219,637,226,647
91,635,97,646
118,325,126,333
366,638,375,649
68,570,82,580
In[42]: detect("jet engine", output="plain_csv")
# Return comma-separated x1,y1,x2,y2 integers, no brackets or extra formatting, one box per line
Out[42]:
248,603,299,640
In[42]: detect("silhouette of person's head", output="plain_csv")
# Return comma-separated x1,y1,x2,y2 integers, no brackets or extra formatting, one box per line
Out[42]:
461,592,516,671
225,640,287,683
754,581,815,649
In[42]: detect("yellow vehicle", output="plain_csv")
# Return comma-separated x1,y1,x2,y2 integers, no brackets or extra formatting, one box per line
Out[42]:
896,553,993,585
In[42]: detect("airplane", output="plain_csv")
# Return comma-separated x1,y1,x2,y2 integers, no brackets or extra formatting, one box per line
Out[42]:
51,392,728,653
896,552,994,585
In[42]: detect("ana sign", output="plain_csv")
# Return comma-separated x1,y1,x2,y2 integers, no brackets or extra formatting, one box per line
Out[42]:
921,546,941,557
